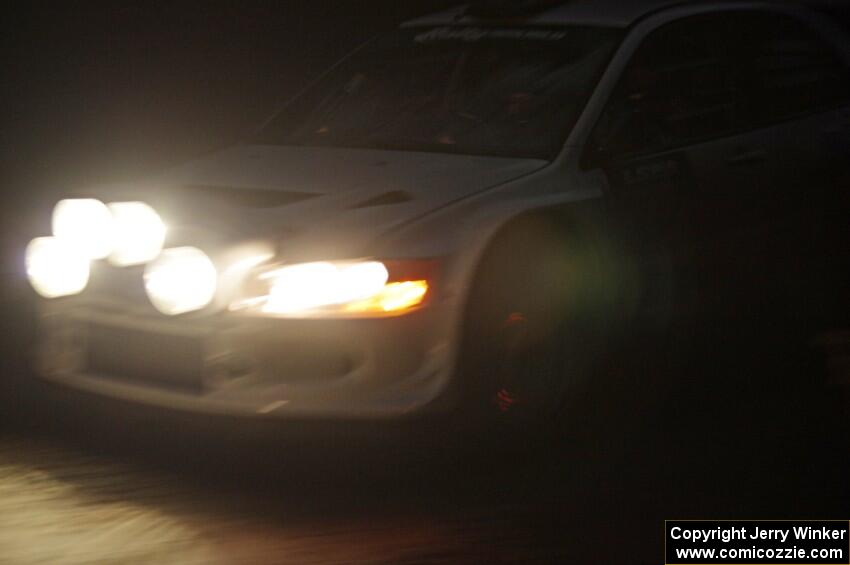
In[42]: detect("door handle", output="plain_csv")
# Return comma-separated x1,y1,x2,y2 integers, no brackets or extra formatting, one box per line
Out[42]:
726,149,767,166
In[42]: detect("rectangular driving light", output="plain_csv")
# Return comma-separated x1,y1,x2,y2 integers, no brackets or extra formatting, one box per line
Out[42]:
230,259,434,318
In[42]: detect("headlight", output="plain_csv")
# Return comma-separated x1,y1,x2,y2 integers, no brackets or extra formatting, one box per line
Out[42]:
231,260,432,318
52,198,115,259
25,236,91,298
144,247,217,315
262,261,389,314
108,202,167,266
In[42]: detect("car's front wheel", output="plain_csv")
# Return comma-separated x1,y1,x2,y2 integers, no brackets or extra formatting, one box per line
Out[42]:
458,215,621,438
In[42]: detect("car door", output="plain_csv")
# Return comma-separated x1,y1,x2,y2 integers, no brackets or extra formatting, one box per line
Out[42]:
584,12,785,323
725,10,850,327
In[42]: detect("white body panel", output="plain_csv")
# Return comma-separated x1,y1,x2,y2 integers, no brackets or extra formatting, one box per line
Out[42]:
31,1,850,419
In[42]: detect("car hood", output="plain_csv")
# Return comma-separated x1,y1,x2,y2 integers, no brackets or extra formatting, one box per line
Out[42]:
145,145,547,259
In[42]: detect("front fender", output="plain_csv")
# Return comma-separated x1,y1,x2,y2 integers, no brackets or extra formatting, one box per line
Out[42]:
373,177,630,389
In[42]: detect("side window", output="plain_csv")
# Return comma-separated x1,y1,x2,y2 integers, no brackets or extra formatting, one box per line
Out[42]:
733,12,850,128
588,14,739,161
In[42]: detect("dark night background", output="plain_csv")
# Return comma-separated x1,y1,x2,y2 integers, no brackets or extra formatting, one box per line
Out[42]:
1,2,456,229
1,2,849,563
1,1,848,253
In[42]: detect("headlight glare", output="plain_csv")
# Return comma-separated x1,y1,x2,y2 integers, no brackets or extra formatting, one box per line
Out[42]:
232,260,430,318
261,261,389,314
144,247,217,315
52,198,114,259
343,280,429,314
108,202,166,266
26,236,90,298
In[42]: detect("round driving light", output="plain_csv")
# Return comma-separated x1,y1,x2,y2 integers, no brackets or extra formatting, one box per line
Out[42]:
144,247,217,315
108,201,166,266
26,236,90,298
52,198,114,259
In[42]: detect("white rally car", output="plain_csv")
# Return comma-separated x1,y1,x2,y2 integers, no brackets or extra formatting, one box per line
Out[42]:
22,1,850,424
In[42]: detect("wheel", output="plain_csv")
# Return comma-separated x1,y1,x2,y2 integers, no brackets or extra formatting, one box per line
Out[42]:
458,215,618,437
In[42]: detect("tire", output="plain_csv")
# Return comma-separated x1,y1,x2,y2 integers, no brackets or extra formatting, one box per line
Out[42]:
458,215,618,438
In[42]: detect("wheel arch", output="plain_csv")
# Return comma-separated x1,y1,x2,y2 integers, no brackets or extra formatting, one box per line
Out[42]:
448,194,636,391
455,194,629,334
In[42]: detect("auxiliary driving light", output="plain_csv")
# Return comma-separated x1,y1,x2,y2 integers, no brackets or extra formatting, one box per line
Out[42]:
144,247,217,315
25,236,91,298
107,202,167,266
52,198,115,260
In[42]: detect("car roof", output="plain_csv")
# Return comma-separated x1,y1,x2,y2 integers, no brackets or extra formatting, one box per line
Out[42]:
401,1,812,29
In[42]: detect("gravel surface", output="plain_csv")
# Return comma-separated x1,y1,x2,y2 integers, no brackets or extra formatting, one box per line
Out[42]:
0,427,541,565
1,326,848,564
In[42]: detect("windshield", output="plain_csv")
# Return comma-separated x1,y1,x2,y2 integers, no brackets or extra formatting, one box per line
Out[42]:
255,26,621,160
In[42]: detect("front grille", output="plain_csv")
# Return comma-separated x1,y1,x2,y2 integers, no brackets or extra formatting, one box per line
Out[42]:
86,323,205,393
86,264,154,311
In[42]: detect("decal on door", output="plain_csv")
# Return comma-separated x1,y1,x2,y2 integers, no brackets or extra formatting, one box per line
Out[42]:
608,153,693,192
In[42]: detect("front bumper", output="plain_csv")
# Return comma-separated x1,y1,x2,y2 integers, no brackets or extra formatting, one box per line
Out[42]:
33,294,456,420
